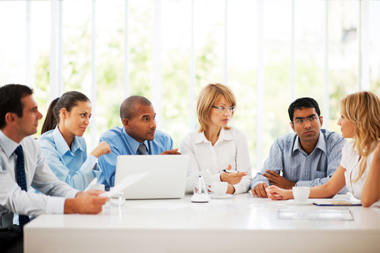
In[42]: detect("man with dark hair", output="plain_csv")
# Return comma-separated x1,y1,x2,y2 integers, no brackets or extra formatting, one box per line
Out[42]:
98,95,180,189
0,84,107,253
250,97,347,198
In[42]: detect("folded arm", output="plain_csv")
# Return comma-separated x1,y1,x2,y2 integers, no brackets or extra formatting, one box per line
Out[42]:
39,144,97,191
361,143,380,207
250,140,283,197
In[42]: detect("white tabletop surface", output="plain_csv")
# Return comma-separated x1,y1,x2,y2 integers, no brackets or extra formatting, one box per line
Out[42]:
25,193,380,253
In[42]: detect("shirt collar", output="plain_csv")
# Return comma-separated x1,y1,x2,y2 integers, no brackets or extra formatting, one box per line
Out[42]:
122,127,149,153
194,127,233,144
292,130,327,154
0,130,20,158
53,126,83,156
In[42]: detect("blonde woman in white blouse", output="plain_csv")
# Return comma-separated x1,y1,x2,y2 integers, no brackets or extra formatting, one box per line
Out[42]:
180,83,251,194
266,91,380,207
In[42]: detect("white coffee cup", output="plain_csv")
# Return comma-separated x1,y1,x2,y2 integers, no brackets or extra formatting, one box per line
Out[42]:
292,186,310,203
87,184,105,191
210,182,228,196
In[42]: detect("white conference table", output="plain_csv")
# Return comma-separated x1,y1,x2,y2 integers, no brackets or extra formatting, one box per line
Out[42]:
25,193,380,253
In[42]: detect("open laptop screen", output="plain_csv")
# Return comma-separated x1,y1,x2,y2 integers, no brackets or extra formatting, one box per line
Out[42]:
114,155,189,199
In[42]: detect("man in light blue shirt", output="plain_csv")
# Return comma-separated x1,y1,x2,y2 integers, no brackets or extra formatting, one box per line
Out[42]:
250,97,346,197
98,96,180,189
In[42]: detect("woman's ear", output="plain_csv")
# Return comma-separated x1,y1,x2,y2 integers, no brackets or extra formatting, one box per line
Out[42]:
60,108,68,120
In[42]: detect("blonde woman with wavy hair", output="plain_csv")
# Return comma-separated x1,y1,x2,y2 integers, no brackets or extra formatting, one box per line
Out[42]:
266,91,380,207
180,83,252,195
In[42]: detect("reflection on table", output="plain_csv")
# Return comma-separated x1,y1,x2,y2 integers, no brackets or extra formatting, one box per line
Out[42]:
24,193,380,253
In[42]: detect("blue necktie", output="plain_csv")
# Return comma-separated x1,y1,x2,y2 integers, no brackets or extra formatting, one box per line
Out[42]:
137,143,147,155
14,145,30,230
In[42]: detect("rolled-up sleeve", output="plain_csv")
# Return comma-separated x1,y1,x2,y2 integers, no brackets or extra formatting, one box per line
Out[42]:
98,137,121,189
250,140,283,189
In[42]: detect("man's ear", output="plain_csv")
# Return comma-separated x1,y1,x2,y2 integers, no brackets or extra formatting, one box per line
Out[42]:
319,116,323,127
5,112,16,125
290,121,295,132
122,118,130,129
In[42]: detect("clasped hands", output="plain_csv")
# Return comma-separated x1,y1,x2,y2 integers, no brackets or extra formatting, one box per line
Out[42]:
251,170,296,198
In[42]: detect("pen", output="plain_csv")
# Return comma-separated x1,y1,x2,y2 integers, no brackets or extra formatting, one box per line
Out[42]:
198,175,202,194
223,170,240,173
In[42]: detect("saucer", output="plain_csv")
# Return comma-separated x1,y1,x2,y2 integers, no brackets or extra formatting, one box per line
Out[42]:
287,199,313,205
210,194,233,199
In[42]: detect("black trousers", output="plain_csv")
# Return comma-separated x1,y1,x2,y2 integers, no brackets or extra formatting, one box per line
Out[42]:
0,225,23,253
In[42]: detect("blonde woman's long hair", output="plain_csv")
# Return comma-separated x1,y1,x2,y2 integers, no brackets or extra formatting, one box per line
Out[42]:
340,91,380,182
197,83,236,133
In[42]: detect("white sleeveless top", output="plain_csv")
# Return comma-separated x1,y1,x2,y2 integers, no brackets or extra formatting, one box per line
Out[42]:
340,141,375,200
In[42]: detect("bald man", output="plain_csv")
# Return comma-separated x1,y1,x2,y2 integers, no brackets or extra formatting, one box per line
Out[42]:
97,96,180,189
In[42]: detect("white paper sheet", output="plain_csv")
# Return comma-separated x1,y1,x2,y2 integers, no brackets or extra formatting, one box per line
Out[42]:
99,172,150,198
278,208,354,221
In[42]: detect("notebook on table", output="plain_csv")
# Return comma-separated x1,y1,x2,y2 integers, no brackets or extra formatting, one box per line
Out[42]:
313,199,362,206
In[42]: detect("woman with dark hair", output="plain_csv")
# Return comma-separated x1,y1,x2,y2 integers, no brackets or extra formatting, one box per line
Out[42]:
37,91,111,191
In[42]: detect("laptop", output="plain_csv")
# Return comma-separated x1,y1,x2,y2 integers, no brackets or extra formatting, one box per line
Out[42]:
114,155,189,199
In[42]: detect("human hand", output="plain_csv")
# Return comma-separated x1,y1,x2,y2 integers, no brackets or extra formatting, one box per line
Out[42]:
226,184,235,194
265,185,293,201
91,141,111,158
251,182,268,198
220,165,248,185
262,170,296,189
65,192,108,214
160,149,181,155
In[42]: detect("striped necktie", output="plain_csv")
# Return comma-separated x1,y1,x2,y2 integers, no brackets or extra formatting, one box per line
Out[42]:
14,145,30,231
137,143,147,155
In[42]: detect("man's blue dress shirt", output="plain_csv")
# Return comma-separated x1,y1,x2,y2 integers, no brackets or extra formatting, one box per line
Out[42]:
97,126,173,189
37,127,99,191
250,129,347,190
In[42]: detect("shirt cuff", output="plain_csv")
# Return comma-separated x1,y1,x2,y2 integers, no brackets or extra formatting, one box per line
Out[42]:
233,184,243,195
65,189,80,199
87,154,98,166
81,154,98,183
46,196,66,214
295,180,312,187
213,173,222,182
233,180,250,195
